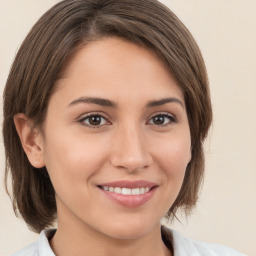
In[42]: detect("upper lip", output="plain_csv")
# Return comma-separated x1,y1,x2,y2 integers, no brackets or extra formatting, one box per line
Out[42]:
98,180,158,189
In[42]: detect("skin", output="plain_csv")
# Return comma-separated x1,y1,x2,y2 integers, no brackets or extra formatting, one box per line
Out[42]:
15,37,191,256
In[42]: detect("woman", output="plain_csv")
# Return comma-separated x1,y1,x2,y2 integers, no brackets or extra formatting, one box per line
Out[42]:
3,0,246,255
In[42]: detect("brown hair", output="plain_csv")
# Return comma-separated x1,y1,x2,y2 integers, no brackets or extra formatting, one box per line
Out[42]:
3,0,212,233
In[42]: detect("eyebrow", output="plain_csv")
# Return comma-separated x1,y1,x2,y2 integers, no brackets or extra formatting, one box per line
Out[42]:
68,96,184,109
68,97,118,108
146,97,184,108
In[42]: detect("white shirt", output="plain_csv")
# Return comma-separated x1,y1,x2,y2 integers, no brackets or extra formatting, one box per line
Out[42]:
12,228,247,256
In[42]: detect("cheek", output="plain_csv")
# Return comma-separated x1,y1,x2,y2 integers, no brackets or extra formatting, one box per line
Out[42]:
155,134,191,179
42,130,109,188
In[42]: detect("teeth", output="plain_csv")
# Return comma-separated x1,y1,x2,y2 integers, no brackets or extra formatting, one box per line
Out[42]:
114,187,122,194
101,186,150,195
139,187,145,194
122,188,131,195
132,188,140,195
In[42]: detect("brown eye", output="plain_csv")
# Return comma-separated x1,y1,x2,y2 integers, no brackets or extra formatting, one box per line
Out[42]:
148,114,176,126
152,115,165,125
80,114,108,127
88,115,102,125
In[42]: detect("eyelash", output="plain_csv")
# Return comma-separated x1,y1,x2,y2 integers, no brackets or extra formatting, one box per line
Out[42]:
78,113,110,128
147,112,177,126
78,112,177,129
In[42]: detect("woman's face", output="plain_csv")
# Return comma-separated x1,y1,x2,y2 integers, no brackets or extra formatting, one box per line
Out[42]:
39,37,191,239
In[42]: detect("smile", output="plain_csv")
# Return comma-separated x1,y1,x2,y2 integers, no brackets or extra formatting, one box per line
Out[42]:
97,180,158,207
100,186,150,195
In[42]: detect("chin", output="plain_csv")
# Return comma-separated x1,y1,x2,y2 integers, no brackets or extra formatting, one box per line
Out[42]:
101,217,159,240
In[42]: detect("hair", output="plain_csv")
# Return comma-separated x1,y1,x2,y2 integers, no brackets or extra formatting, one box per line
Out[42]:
3,0,212,233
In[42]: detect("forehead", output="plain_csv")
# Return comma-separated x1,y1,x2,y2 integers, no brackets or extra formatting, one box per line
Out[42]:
52,37,184,105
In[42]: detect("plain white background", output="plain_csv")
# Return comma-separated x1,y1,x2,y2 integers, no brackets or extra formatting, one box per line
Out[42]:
0,1,255,255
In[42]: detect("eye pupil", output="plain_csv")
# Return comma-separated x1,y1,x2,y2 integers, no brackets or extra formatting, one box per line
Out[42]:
153,115,165,125
89,115,102,125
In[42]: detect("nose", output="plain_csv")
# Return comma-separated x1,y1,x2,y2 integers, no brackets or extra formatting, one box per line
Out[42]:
110,124,153,173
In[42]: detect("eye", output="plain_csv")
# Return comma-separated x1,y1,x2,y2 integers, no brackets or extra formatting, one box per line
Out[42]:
79,114,110,128
148,113,176,126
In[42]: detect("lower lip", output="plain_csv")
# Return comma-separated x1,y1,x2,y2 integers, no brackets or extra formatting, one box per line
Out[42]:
99,187,157,208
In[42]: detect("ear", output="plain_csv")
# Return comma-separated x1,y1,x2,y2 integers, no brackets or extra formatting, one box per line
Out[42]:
14,113,45,168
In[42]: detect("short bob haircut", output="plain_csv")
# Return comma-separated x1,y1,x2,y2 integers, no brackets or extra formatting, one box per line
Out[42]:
3,0,212,233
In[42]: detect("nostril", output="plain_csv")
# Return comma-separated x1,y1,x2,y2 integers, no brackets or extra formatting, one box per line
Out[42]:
110,153,153,173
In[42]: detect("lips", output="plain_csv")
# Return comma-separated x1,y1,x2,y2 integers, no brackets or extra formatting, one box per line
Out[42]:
97,180,158,208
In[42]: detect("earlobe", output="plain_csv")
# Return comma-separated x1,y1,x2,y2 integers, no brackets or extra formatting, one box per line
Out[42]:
14,113,45,168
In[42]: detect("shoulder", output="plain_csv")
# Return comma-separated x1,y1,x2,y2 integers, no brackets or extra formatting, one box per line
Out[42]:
12,229,56,256
162,226,248,256
12,241,39,256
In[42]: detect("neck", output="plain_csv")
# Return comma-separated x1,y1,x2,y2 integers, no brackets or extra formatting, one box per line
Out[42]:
50,211,171,256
